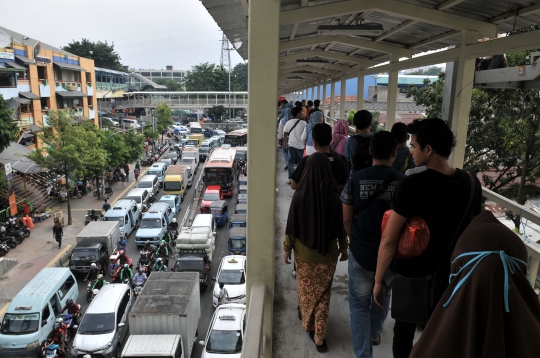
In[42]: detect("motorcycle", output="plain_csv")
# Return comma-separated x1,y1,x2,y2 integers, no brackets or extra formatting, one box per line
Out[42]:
93,186,113,198
61,313,78,341
0,242,9,257
68,187,82,199
133,282,144,296
43,343,60,358
6,221,31,238
0,227,24,244
0,233,18,248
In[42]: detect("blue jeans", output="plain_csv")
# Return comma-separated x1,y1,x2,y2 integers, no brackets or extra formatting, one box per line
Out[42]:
288,147,304,179
282,140,289,166
348,251,393,358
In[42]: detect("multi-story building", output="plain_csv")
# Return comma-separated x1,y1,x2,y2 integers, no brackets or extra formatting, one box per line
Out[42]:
0,26,98,149
132,66,185,85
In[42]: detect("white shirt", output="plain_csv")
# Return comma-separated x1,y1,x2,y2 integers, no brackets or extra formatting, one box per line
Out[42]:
218,287,229,302
283,119,307,150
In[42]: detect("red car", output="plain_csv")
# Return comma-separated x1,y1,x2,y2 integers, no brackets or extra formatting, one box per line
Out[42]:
200,186,223,213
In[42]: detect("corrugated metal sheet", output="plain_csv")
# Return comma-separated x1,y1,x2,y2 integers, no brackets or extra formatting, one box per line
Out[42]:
123,335,180,355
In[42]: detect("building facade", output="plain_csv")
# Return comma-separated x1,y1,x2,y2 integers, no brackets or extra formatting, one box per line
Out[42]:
0,26,98,149
132,66,185,85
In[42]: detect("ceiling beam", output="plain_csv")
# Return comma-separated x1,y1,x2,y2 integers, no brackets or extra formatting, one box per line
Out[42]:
280,66,340,76
323,42,335,51
239,0,248,15
490,4,540,24
280,0,497,38
436,0,466,11
409,30,460,49
279,61,355,72
374,20,416,42
287,0,311,43
280,34,411,57
279,49,374,66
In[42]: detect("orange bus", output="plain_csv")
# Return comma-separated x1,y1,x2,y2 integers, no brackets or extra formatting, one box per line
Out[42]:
203,146,237,197
224,128,248,147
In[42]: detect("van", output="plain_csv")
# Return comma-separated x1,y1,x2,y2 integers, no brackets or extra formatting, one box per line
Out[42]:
192,214,216,238
71,284,133,358
138,174,159,195
238,185,248,195
122,119,141,130
199,140,211,161
182,148,200,171
104,199,141,237
211,135,223,147
0,268,78,357
159,158,172,169
147,163,167,187
125,188,149,212
135,202,176,247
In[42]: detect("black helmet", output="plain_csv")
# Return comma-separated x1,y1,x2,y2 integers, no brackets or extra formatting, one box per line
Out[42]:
67,298,73,306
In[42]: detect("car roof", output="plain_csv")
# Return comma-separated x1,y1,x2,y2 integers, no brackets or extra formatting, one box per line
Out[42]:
229,214,246,222
210,200,227,208
140,174,158,181
86,284,128,313
211,305,245,331
107,199,135,212
127,188,148,196
220,255,246,270
151,162,166,169
229,227,246,237
74,242,101,249
205,185,221,192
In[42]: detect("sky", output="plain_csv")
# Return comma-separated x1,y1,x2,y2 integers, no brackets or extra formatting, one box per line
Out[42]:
0,0,245,71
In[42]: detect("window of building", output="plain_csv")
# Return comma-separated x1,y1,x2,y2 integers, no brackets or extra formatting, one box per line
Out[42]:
40,98,50,111
140,72,150,76
86,72,92,83
37,66,47,80
173,72,182,77
0,73,15,87
151,72,161,77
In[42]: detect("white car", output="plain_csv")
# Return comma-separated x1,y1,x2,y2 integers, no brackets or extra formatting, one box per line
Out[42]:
199,303,246,357
214,129,226,139
212,256,246,307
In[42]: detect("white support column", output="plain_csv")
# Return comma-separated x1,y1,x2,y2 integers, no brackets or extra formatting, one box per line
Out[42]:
315,84,319,101
312,86,315,101
322,82,327,115
330,81,335,120
357,74,364,110
386,54,399,129
449,31,478,168
246,0,279,356
340,77,346,119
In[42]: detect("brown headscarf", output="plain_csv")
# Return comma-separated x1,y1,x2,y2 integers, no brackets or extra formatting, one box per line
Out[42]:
285,152,345,256
410,210,540,358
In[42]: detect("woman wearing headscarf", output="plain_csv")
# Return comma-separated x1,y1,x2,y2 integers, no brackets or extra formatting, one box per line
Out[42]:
283,152,349,353
410,210,540,358
330,119,349,157
301,103,325,156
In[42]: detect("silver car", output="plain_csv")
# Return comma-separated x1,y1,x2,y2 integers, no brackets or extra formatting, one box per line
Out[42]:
71,284,133,358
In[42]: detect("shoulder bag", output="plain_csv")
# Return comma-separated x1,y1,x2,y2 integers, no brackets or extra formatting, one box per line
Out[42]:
391,172,475,324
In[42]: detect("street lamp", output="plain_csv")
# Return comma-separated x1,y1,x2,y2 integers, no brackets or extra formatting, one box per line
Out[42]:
225,41,243,121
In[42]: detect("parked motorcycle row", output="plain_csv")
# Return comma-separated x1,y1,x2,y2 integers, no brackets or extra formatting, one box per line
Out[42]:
0,219,31,257
141,142,171,166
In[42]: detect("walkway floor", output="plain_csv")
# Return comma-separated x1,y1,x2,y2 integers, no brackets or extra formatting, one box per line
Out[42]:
272,149,421,357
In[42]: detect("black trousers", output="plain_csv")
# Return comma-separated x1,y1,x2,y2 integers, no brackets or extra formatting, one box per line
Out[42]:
55,235,62,248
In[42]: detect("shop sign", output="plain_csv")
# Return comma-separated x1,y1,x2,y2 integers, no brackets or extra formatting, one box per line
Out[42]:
35,56,51,65
0,51,14,59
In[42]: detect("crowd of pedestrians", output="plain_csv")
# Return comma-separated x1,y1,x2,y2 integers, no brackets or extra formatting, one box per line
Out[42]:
277,99,540,357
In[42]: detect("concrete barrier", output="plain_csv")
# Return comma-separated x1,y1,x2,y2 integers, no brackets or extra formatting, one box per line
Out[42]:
0,258,18,276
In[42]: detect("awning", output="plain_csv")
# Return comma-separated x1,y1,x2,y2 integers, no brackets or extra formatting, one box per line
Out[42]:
56,91,87,98
31,124,43,132
53,62,86,72
15,55,35,65
20,132,34,139
130,72,168,90
0,64,20,72
4,62,26,71
0,142,41,174
19,92,40,100
9,98,30,109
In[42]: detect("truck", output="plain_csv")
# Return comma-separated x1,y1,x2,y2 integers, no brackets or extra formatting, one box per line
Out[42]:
69,221,120,276
180,157,197,174
125,272,201,358
175,226,216,262
163,165,191,198
182,147,200,171
188,133,205,148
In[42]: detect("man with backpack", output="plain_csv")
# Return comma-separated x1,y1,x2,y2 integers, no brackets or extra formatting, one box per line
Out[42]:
283,107,307,184
345,110,374,172
391,122,415,173
301,99,324,156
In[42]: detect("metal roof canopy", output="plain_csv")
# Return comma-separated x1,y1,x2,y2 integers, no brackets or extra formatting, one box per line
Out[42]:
200,0,540,90
0,142,41,174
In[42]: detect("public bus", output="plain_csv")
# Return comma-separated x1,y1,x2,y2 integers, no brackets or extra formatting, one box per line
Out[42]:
224,128,248,147
189,121,203,134
204,147,237,197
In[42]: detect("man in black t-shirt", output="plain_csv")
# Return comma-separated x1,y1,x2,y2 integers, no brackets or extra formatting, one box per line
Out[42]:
373,118,482,358
290,122,347,190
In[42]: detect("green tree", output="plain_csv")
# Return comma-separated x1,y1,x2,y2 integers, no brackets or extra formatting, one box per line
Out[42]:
232,63,248,91
26,111,100,225
62,39,125,72
207,105,227,122
154,79,184,92
346,109,356,125
0,95,19,153
184,63,231,91
407,66,443,76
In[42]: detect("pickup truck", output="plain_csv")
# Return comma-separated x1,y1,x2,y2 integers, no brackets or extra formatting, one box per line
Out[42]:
173,249,211,290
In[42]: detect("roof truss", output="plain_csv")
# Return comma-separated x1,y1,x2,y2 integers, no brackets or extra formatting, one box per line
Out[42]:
279,49,373,67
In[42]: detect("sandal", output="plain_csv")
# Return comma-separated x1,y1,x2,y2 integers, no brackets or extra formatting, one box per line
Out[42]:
297,306,302,320
371,334,382,346
309,331,328,353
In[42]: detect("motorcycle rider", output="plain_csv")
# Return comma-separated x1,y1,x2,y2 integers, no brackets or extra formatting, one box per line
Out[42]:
60,298,81,326
92,274,108,291
153,257,166,272
138,251,151,271
56,318,68,334
120,263,133,283
47,322,66,356
142,240,154,253
155,241,171,266
169,218,179,233
117,235,127,251
84,263,99,282
114,250,131,267
133,267,147,287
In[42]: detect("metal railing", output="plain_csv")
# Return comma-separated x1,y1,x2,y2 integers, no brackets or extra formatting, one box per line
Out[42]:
98,97,249,110
241,284,267,358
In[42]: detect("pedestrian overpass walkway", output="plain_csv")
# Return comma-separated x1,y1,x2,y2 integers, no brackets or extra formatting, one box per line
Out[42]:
98,91,248,110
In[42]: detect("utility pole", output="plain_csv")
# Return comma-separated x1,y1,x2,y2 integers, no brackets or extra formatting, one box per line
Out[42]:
220,33,232,120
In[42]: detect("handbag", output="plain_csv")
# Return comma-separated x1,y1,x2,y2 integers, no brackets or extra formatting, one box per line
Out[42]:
381,211,430,259
391,172,475,324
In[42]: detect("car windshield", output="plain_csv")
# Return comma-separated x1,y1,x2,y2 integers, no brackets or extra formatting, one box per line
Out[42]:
230,222,246,228
148,170,162,177
141,218,162,229
175,260,204,272
218,269,245,285
104,216,124,226
79,313,115,334
167,153,177,159
138,181,152,188
127,196,141,203
164,182,181,191
230,239,246,249
1,313,40,334
210,208,223,215
235,152,246,161
206,330,242,353
204,193,220,201
71,250,98,261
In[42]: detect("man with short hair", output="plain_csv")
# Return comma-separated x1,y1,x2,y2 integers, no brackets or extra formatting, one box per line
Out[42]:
283,107,308,184
306,100,313,117
53,222,63,249
301,100,324,155
217,282,229,306
391,122,415,173
341,131,405,358
373,118,482,358
277,100,293,170
345,110,373,171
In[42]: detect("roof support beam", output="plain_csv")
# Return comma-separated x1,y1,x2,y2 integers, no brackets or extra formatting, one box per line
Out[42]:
279,62,354,72
323,42,335,51
490,4,540,24
288,0,310,42
280,35,411,57
374,19,416,42
279,49,374,67
437,0,466,10
280,66,340,77
409,30,460,49
280,0,497,38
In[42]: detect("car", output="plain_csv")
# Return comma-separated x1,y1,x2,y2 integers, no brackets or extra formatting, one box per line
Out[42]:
201,185,223,213
212,255,246,307
214,129,226,139
173,249,212,290
199,303,246,357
